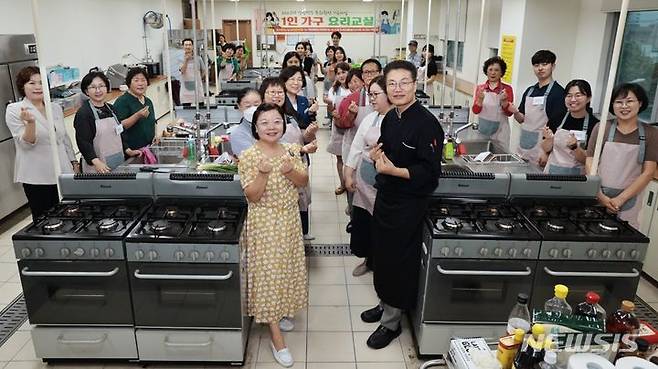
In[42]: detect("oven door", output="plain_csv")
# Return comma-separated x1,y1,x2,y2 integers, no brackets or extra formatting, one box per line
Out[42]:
423,259,536,323
532,261,642,314
129,263,241,328
18,260,133,325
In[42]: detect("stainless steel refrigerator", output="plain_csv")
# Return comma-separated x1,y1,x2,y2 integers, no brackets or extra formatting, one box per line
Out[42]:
0,34,38,220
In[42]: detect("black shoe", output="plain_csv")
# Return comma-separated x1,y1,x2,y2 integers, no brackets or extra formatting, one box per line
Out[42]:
366,325,402,349
345,221,352,233
360,305,384,323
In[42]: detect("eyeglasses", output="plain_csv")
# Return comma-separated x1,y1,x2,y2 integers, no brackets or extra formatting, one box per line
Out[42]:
386,79,415,90
362,70,379,76
368,91,385,99
266,90,285,96
566,93,586,100
613,99,638,107
87,84,107,91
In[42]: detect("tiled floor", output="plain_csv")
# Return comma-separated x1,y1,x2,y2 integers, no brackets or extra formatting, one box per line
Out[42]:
0,128,657,369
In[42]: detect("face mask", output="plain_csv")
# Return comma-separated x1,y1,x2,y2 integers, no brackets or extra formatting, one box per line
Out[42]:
243,106,257,123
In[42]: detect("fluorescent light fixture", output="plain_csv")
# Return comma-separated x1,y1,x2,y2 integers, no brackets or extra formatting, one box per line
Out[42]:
363,0,374,2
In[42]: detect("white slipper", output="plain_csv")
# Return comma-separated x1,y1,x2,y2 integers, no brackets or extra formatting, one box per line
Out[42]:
270,341,294,367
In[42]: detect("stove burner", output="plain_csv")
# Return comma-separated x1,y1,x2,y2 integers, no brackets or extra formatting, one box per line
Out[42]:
438,207,449,216
97,218,118,232
598,220,619,232
547,220,566,232
207,220,227,233
151,220,170,233
165,207,178,218
43,218,64,231
487,207,499,216
64,206,80,217
441,217,463,230
495,220,514,231
532,207,548,217
581,208,600,218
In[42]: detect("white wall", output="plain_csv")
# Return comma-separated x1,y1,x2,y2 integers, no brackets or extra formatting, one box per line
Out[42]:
202,0,407,66
0,0,183,74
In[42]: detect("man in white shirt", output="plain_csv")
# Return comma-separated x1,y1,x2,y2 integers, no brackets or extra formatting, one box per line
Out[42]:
407,40,421,68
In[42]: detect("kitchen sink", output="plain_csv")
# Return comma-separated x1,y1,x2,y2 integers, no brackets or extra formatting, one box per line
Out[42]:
460,140,508,155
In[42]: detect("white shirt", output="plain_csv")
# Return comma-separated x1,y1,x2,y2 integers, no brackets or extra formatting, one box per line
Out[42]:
327,86,350,105
345,111,384,169
5,99,75,184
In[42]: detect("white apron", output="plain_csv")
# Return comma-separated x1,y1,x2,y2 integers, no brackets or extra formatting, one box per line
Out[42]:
599,121,646,229
341,89,374,161
517,81,555,166
81,101,124,173
281,115,311,212
353,114,383,215
476,86,511,151
180,56,203,105
327,94,347,156
544,113,590,175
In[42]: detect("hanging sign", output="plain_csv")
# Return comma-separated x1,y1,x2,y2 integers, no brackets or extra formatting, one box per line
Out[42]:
500,34,516,84
257,8,395,33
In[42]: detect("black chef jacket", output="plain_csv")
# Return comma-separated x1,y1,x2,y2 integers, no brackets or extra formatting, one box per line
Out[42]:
375,100,444,196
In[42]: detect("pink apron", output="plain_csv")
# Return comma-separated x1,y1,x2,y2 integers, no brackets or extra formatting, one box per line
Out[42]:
544,113,589,175
599,121,646,229
476,86,511,151
81,101,124,173
517,81,555,166
341,88,374,160
180,56,203,105
326,94,346,156
281,115,311,212
353,114,384,215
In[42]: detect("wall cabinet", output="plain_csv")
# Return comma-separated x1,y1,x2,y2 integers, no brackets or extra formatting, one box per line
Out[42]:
640,181,658,281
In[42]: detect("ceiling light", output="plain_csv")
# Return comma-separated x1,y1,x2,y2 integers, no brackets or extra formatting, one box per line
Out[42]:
363,0,374,2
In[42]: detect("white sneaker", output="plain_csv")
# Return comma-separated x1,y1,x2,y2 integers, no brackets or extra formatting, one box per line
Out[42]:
270,341,294,367
279,317,295,332
303,234,315,241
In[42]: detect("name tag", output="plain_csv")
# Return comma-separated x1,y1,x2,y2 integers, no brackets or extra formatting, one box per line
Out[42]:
532,96,545,106
115,124,124,135
570,130,587,142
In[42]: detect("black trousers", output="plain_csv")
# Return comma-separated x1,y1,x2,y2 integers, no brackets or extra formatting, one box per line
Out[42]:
349,206,374,270
170,80,181,106
300,211,309,235
22,183,59,220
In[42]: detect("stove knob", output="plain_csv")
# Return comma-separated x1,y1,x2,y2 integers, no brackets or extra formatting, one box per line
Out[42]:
494,248,503,257
630,250,639,259
190,251,200,261
548,248,559,258
205,251,216,261
587,249,597,259
454,247,463,257
60,248,70,257
522,248,532,258
220,251,231,261
174,251,185,261
601,249,612,259
148,250,159,261
20,248,31,258
90,248,100,258
508,248,517,258
562,249,572,259
73,248,85,257
479,248,489,257
616,250,626,259
135,250,145,260
34,247,44,257
104,248,115,258
441,247,450,257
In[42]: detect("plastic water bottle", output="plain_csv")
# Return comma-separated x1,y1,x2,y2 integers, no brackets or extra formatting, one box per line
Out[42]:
544,284,572,316
507,293,532,335
539,350,558,369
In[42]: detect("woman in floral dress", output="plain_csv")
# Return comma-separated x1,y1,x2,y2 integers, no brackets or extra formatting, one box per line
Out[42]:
238,103,308,368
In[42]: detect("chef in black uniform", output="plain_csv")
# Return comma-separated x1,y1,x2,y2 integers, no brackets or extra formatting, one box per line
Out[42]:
362,60,443,349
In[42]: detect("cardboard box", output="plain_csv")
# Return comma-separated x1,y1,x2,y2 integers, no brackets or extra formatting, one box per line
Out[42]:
449,338,501,369
183,18,201,29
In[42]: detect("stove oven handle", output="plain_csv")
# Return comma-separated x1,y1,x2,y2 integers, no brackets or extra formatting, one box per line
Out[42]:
164,336,214,347
21,267,119,277
134,269,233,280
57,333,107,345
543,267,640,278
436,265,532,276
